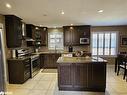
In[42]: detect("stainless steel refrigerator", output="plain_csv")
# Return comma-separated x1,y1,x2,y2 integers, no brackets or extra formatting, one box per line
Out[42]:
0,28,5,92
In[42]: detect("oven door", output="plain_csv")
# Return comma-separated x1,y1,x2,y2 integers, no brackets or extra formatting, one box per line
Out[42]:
31,56,40,78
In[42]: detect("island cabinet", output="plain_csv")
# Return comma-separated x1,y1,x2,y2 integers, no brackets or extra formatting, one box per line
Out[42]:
58,63,73,89
88,63,106,90
73,63,88,90
58,62,106,92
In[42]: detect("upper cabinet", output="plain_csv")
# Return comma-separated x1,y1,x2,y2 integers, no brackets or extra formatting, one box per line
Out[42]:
26,24,47,47
5,15,22,48
40,27,48,46
26,24,35,46
63,25,91,46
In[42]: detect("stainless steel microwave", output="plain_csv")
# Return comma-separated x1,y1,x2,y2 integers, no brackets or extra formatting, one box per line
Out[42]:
80,38,89,44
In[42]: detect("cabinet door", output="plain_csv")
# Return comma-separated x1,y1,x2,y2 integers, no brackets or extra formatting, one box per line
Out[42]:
79,26,90,38
14,18,22,47
41,27,47,46
43,54,56,68
44,54,50,68
88,63,106,90
72,27,80,46
5,15,22,48
40,55,44,68
58,63,73,90
63,27,72,46
74,63,88,89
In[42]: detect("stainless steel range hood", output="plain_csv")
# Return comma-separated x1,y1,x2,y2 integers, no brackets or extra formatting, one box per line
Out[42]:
22,22,35,41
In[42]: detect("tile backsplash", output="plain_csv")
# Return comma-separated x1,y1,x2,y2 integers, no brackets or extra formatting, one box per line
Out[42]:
39,45,90,52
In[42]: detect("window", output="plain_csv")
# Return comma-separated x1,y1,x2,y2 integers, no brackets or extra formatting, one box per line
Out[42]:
48,32,63,50
92,32,118,56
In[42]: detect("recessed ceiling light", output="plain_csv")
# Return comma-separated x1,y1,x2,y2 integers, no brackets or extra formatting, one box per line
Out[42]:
6,3,12,8
39,25,43,27
98,10,104,13
61,11,64,15
35,27,39,30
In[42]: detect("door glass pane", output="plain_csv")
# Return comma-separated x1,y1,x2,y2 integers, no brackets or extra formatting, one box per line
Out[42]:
92,33,97,55
111,33,116,55
104,33,110,55
98,33,104,55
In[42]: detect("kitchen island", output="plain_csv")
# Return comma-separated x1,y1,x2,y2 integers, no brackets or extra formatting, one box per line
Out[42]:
57,57,107,92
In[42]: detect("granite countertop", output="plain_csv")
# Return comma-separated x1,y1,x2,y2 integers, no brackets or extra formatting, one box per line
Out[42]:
8,56,31,61
57,57,107,64
32,51,75,55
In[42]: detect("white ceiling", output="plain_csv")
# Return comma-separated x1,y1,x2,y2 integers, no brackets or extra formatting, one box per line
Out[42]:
0,0,127,27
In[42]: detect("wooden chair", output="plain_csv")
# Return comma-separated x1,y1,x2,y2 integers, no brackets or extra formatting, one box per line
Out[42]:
117,54,127,80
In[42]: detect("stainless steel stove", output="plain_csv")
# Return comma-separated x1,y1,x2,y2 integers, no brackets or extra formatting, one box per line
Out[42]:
15,48,40,78
30,54,40,78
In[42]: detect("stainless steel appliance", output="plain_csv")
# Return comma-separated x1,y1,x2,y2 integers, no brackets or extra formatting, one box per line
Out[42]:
16,48,40,78
30,54,40,78
80,38,89,44
0,28,5,92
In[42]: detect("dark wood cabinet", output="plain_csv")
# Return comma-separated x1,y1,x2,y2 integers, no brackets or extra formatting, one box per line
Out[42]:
41,53,61,68
58,63,73,90
5,15,22,48
88,63,106,91
41,27,48,46
26,25,47,46
26,24,36,46
63,27,72,45
72,27,80,45
40,54,44,69
74,63,88,90
34,27,42,48
8,58,31,84
58,62,106,91
63,25,90,46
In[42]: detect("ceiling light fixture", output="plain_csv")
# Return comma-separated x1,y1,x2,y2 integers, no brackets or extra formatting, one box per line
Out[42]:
98,10,104,13
39,25,43,27
61,11,64,15
35,27,39,30
6,3,12,8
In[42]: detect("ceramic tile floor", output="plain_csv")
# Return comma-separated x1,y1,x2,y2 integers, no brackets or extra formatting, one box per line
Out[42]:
6,65,127,95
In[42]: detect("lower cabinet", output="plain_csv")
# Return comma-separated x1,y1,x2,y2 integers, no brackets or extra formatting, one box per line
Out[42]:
73,64,88,90
88,63,106,91
8,58,31,84
40,53,61,68
58,63,73,90
58,63,106,91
